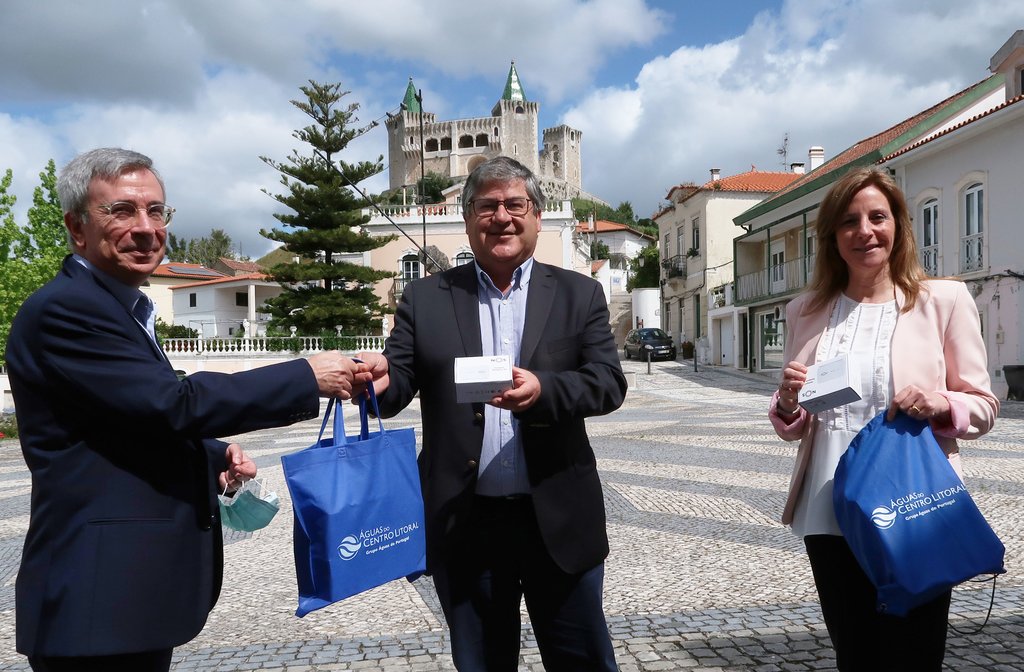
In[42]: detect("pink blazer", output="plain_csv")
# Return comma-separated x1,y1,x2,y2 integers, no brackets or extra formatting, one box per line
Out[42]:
768,279,999,525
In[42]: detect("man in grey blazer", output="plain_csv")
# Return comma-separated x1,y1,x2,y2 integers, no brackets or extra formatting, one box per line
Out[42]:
360,156,626,671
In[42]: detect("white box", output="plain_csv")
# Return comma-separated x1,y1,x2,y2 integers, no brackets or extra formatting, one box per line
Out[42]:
798,354,862,414
454,355,513,403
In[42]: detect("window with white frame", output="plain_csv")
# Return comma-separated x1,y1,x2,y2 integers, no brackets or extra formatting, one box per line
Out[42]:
691,217,700,253
803,229,816,279
454,251,475,266
920,199,939,276
677,226,685,257
663,233,670,256
961,183,984,272
399,253,421,292
770,239,785,293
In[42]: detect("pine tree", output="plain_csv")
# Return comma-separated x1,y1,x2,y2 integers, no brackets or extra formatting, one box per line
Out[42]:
259,80,394,335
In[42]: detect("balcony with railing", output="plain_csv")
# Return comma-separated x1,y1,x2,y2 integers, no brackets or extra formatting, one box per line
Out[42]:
921,246,938,276
661,255,687,279
709,282,735,309
960,234,984,273
735,254,815,305
393,277,415,297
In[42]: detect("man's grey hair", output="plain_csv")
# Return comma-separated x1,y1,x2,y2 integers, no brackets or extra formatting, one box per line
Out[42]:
57,148,164,218
463,156,546,212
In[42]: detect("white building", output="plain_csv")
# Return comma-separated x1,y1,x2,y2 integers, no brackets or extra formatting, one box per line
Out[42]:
576,219,653,302
732,31,1020,393
142,262,227,325
171,273,283,338
879,33,1024,399
654,168,802,365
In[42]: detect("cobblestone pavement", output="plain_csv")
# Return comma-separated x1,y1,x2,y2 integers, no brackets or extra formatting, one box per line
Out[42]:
0,360,1021,670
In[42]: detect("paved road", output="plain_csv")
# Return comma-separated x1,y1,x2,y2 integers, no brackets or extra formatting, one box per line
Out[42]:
0,360,1021,670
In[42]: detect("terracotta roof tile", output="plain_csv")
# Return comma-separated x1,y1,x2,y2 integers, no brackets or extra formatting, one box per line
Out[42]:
151,263,226,280
218,257,263,272
575,220,653,239
757,76,997,207
699,170,802,193
170,272,269,290
882,93,1024,162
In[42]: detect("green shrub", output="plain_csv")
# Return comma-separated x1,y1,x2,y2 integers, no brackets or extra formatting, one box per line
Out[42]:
0,413,17,440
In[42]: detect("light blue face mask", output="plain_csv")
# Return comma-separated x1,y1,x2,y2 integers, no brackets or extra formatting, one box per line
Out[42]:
218,482,279,532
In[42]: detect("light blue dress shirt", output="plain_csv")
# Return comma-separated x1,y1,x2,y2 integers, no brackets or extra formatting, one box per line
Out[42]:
474,258,533,496
72,254,157,343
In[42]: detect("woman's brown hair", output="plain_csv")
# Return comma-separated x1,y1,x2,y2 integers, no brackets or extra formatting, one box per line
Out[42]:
807,166,926,313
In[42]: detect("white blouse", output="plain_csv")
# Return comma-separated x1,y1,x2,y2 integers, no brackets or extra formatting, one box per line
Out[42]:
790,293,898,538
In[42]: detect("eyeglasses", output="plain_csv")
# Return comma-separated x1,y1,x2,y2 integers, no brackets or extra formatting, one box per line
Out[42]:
468,198,532,218
97,201,175,228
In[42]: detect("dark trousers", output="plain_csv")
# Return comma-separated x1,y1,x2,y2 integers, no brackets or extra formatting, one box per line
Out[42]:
432,495,618,672
29,648,173,672
805,535,951,671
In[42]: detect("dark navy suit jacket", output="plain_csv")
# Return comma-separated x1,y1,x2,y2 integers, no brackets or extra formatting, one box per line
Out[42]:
7,257,320,657
377,261,627,576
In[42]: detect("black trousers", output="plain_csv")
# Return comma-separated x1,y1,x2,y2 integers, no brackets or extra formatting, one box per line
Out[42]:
29,648,173,672
432,495,618,672
805,535,951,671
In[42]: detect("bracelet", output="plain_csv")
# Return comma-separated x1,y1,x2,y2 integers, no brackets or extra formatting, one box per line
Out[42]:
776,401,800,418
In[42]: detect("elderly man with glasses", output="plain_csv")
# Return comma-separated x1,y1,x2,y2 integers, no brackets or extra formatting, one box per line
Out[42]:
359,156,626,671
7,148,370,671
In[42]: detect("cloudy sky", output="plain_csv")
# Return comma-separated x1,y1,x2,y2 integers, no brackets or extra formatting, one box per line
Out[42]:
2,0,1022,259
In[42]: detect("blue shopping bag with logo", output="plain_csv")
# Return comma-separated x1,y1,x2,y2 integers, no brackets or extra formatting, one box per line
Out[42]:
281,388,425,617
833,411,1004,616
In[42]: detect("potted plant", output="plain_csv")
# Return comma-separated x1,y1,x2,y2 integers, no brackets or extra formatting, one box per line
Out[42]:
680,340,695,359
1005,365,1024,401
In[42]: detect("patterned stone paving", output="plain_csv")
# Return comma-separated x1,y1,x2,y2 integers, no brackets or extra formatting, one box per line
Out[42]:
0,359,1020,670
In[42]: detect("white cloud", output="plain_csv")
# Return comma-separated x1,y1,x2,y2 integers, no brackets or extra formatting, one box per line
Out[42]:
2,0,1022,257
565,0,1024,215
0,0,665,257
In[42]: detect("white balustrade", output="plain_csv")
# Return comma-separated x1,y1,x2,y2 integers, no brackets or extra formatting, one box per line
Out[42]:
162,335,386,358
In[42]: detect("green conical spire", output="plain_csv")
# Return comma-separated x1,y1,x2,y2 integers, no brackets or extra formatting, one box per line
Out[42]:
501,61,526,102
402,77,421,113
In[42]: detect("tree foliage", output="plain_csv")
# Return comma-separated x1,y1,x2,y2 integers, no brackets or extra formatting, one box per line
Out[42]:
259,80,395,335
167,228,241,268
378,171,454,206
571,198,658,237
627,244,661,291
416,172,454,204
0,160,66,366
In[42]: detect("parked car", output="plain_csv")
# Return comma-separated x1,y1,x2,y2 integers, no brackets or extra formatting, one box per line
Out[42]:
623,328,677,361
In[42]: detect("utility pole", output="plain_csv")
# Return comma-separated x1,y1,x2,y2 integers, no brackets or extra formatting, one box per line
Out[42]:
416,89,427,269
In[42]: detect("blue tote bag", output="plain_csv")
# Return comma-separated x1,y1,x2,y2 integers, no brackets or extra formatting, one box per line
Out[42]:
833,411,1004,616
281,388,425,617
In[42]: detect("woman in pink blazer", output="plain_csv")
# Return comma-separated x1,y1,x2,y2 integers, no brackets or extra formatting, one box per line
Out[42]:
768,167,998,670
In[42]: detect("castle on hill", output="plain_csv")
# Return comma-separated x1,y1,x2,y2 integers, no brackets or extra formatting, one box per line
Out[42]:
385,62,597,203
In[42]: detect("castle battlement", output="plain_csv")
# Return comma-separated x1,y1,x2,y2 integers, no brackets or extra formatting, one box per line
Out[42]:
387,63,582,200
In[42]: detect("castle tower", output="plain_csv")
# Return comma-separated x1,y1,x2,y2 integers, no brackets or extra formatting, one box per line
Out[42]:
541,124,582,190
490,62,540,175
385,64,584,199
